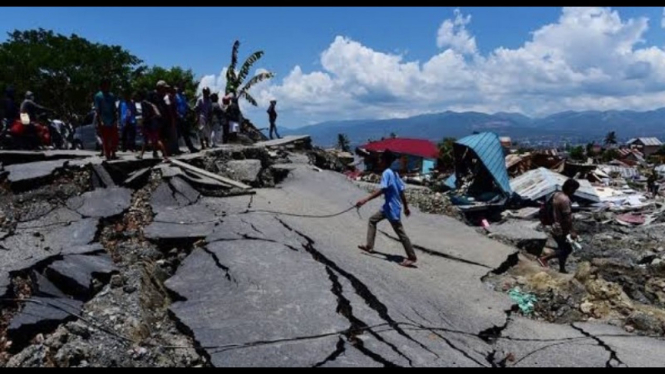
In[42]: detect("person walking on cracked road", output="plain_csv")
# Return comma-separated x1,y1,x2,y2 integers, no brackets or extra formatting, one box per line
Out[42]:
356,150,417,268
537,178,580,274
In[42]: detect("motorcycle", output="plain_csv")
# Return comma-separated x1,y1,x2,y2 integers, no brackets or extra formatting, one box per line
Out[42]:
0,117,51,150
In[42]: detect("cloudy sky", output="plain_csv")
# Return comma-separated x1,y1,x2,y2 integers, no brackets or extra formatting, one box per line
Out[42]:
4,7,665,129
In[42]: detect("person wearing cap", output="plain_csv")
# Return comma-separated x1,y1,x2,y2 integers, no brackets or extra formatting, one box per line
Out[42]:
20,91,53,125
267,99,281,140
94,78,119,160
194,87,212,149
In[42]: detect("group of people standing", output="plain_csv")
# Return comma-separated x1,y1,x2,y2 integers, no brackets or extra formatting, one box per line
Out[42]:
93,79,256,161
193,87,243,149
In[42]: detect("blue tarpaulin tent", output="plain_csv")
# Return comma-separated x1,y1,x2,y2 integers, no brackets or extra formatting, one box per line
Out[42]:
444,132,513,199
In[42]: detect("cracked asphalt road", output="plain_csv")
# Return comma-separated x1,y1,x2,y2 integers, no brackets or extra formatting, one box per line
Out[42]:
3,149,665,367
162,160,665,367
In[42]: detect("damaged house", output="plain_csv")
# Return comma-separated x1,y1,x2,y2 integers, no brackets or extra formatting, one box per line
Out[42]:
355,138,439,175
444,132,514,211
626,137,662,158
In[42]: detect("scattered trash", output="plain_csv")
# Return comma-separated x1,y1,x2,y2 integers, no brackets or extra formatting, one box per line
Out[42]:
507,287,537,315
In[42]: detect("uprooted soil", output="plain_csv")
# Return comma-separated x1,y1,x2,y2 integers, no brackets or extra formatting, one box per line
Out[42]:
484,208,665,337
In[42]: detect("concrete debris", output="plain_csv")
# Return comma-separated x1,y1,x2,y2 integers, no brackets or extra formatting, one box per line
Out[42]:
3,133,665,368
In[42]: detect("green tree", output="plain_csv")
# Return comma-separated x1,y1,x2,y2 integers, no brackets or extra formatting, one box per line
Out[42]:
389,132,397,139
437,137,457,171
569,146,585,161
132,65,199,104
337,133,350,152
655,145,665,156
225,40,275,106
0,28,143,120
601,148,620,163
604,131,617,146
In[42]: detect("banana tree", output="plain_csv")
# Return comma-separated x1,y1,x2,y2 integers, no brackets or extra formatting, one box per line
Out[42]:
225,40,274,106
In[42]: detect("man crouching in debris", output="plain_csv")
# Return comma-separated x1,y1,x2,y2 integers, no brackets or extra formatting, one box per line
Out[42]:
356,150,417,267
537,178,580,274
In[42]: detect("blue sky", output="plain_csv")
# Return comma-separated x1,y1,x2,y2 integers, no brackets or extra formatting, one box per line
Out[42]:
3,7,665,128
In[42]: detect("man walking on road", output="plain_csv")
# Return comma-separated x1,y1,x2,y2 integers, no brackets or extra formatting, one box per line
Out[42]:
538,178,580,274
356,150,417,267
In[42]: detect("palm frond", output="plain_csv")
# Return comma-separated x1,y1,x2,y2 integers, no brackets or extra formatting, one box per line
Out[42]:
240,71,274,93
238,90,258,107
225,40,241,92
237,51,264,86
229,40,240,74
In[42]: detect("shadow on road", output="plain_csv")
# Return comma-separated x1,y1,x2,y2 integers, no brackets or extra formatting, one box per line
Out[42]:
361,250,418,268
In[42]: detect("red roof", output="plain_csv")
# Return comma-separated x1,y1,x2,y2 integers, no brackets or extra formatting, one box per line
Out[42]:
360,138,439,159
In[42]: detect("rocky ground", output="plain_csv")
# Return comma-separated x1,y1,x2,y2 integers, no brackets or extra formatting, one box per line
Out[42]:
1,144,665,367
483,207,665,338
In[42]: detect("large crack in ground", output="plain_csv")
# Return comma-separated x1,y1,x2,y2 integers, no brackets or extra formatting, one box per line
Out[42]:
324,267,406,367
379,230,491,269
201,247,237,284
275,217,441,365
570,324,625,368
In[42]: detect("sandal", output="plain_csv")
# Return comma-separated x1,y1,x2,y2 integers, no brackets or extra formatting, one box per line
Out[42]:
399,259,416,267
358,245,374,253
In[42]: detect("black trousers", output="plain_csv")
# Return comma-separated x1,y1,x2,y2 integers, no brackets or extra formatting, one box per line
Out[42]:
553,235,573,272
176,117,197,152
269,120,280,140
121,124,136,151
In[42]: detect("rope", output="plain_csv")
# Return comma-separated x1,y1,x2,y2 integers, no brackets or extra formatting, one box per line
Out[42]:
243,204,360,219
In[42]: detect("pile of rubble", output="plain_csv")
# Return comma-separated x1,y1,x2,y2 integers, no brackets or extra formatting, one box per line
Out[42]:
0,139,310,367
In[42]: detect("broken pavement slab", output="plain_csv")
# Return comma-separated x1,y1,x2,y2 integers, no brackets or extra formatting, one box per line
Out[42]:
573,322,665,367
66,187,132,218
486,220,548,255
4,160,69,185
7,296,83,350
90,164,116,188
45,253,117,300
494,317,613,367
254,135,311,149
224,160,263,185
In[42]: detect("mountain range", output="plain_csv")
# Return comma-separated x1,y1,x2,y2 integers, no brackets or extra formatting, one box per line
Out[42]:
280,108,665,148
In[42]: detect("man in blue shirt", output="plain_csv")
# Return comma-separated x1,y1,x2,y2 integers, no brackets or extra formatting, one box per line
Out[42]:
356,150,417,267
174,85,198,153
119,91,137,152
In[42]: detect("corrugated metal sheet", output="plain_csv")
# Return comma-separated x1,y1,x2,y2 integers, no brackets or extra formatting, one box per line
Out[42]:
444,132,512,196
627,137,663,147
656,165,665,176
510,167,600,203
598,164,640,179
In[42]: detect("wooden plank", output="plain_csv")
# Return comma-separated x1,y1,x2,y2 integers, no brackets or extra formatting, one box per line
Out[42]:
254,135,310,148
166,158,252,190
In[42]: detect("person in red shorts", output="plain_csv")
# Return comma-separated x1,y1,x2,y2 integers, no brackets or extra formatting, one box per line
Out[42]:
136,91,168,160
93,78,119,160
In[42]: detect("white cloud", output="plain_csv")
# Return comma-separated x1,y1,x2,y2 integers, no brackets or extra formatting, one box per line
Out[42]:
200,7,665,127
436,8,477,55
